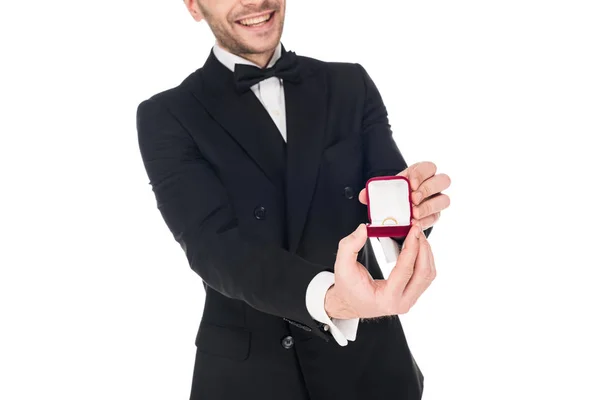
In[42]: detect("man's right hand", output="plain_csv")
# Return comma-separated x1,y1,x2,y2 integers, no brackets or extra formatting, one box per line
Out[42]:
324,223,436,320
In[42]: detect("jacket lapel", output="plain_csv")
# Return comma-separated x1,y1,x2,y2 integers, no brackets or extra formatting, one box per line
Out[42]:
188,49,329,254
285,63,329,254
188,51,287,191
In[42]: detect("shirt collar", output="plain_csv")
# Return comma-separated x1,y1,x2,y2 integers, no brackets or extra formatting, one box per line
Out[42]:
212,41,282,73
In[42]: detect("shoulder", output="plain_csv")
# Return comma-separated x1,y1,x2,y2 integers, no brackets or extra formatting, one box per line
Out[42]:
136,69,201,114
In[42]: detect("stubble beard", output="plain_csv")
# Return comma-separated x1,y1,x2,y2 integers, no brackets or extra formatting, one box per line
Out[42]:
198,0,284,57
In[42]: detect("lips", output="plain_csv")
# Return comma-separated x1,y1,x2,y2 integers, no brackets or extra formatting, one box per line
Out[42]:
236,11,274,27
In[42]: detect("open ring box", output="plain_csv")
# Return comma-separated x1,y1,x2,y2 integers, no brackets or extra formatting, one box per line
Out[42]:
365,176,413,238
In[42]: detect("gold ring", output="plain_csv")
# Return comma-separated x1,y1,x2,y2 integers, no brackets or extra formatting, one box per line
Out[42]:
382,216,398,225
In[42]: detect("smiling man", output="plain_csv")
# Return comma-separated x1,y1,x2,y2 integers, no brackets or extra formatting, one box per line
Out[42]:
136,0,451,399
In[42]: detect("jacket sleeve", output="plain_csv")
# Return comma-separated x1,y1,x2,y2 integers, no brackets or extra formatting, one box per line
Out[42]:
356,63,434,243
136,97,331,339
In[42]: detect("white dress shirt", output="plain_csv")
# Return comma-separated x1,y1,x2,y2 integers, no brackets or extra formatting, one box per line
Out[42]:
212,42,400,346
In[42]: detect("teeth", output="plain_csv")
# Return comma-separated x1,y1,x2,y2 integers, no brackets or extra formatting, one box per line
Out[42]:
239,13,271,26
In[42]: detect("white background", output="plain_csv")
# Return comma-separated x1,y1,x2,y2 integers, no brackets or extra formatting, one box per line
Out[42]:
1,0,599,399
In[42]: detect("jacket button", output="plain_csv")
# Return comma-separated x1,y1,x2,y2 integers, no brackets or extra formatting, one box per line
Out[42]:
344,186,355,199
281,335,294,349
254,206,267,220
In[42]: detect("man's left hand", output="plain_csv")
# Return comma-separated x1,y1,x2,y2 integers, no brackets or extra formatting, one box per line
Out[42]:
359,162,451,230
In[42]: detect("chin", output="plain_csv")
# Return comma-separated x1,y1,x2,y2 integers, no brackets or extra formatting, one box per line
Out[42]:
231,10,283,54
245,37,280,53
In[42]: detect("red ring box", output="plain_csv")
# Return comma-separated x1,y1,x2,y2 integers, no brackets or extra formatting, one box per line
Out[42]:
365,175,414,238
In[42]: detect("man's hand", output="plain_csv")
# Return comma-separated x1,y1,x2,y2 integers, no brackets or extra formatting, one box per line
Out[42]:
358,162,451,229
324,222,436,320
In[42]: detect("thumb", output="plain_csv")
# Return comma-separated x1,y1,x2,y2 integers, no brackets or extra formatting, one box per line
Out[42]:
387,223,421,293
335,223,368,272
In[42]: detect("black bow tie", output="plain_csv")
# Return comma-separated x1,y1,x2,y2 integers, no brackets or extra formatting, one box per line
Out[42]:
233,50,301,93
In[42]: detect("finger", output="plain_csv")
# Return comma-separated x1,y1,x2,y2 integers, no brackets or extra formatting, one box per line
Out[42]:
335,223,368,273
412,212,440,230
396,166,409,178
358,188,367,205
412,193,450,220
405,162,437,191
386,223,421,294
430,241,437,278
401,236,435,310
412,173,451,205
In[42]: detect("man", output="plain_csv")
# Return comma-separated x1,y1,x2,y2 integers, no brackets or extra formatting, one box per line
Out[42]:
136,0,451,399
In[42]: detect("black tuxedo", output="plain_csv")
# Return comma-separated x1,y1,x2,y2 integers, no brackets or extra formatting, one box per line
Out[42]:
136,48,432,400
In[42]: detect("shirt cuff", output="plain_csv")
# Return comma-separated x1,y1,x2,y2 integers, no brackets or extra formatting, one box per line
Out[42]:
378,237,401,264
305,271,360,346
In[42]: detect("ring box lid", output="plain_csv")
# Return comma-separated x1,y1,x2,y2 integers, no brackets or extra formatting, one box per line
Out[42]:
365,176,413,237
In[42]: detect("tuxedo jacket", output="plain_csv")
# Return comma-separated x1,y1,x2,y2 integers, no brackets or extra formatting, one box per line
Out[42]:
136,48,432,400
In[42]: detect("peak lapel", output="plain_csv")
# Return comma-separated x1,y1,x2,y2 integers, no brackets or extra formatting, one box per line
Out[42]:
188,51,286,191
285,64,329,254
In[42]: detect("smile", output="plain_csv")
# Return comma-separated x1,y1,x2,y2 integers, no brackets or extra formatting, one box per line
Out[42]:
236,11,275,27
